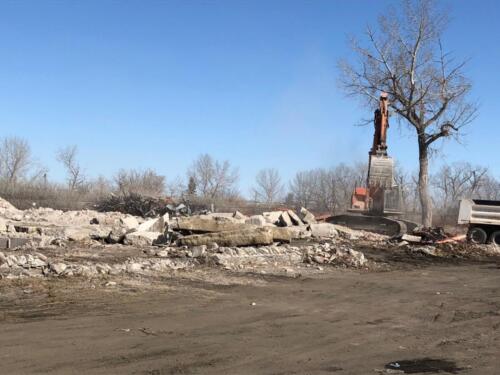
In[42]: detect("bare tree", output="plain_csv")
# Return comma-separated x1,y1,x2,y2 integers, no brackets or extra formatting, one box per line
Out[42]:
0,136,32,184
89,175,113,199
56,145,86,191
114,168,165,197
289,170,316,209
339,0,477,226
477,174,500,201
188,154,239,199
394,163,411,209
290,165,361,213
432,162,488,206
166,176,186,198
252,168,283,203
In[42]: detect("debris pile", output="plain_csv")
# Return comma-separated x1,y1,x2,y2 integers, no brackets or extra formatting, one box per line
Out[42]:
2,195,497,281
303,243,368,268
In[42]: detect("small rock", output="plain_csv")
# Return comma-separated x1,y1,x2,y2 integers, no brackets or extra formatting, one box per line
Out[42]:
155,250,170,258
126,263,142,273
191,245,207,258
107,228,126,244
34,252,48,261
208,242,219,251
123,231,162,247
50,262,67,275
313,255,326,264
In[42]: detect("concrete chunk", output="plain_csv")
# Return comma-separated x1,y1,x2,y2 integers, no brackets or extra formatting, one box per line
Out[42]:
120,216,139,230
278,212,293,227
172,216,252,233
177,228,274,247
400,234,423,243
299,207,317,224
136,217,165,233
233,211,248,220
287,210,304,226
245,215,267,226
50,262,67,275
268,227,292,243
262,211,283,225
310,223,338,238
286,225,312,239
123,231,162,246
0,218,7,232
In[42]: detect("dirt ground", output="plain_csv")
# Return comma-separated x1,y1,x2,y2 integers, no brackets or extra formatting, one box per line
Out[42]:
1,256,500,374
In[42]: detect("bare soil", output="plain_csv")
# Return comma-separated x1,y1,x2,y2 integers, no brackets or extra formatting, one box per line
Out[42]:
1,257,500,374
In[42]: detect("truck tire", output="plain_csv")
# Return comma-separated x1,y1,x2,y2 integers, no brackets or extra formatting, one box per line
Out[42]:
468,227,488,244
490,231,500,246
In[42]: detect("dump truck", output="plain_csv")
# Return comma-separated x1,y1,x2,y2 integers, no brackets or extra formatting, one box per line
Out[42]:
458,199,500,245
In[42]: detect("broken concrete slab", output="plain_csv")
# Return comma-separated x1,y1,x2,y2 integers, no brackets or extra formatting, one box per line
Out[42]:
171,216,253,233
278,212,293,227
287,210,304,226
0,237,39,249
233,211,247,220
262,211,283,225
245,215,267,226
0,217,7,232
285,225,312,239
123,231,162,247
299,207,317,224
400,234,423,243
268,227,292,243
330,224,362,240
177,228,274,247
120,216,139,231
136,217,165,233
310,223,338,238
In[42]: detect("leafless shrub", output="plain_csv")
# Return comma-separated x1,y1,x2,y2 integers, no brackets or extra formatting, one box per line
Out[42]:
114,168,165,197
96,193,171,217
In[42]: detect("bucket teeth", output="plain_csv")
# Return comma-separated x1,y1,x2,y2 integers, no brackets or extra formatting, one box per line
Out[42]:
368,156,394,188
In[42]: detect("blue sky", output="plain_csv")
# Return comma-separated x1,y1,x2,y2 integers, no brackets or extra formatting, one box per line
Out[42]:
0,0,498,195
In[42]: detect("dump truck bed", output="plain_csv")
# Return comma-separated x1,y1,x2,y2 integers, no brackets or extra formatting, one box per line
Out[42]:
458,199,500,226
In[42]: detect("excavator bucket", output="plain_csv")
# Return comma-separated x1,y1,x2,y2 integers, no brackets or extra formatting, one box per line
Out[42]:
368,155,394,189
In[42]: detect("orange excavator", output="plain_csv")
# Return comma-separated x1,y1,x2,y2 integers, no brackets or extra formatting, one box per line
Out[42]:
328,92,418,235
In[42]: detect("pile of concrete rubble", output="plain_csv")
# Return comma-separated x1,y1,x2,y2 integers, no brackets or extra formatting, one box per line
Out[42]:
0,196,367,249
0,196,385,279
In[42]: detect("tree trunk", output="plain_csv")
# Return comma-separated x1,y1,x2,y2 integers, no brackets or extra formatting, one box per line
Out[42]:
418,136,433,227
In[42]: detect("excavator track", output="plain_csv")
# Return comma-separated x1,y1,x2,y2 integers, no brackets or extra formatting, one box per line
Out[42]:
327,214,417,237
